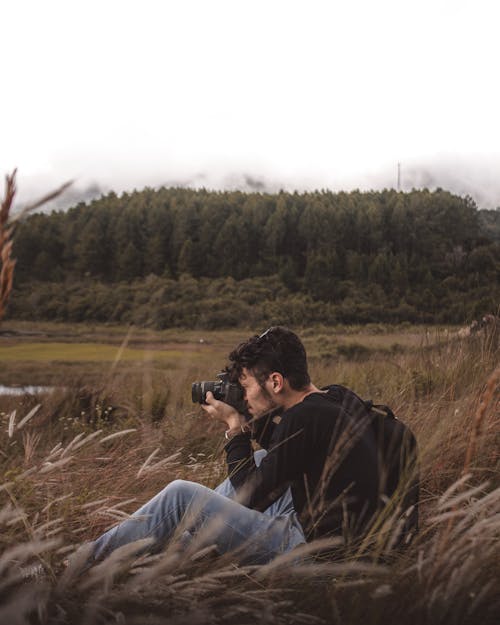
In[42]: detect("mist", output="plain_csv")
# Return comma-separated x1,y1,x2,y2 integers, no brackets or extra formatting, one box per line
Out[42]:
11,154,500,215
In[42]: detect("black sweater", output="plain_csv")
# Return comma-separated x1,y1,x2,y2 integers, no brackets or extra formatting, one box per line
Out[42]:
224,386,381,540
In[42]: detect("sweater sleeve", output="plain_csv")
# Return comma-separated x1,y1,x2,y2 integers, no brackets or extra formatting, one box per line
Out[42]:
224,409,308,511
224,432,254,488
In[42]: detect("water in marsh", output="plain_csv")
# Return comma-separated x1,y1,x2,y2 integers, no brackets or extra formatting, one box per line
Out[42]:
0,385,55,396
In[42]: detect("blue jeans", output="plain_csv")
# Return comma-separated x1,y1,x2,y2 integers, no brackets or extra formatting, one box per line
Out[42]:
92,450,305,564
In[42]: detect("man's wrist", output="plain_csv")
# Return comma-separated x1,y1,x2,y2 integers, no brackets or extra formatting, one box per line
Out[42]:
225,412,244,431
224,424,250,440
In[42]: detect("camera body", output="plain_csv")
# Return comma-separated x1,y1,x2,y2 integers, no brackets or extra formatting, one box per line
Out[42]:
191,371,246,413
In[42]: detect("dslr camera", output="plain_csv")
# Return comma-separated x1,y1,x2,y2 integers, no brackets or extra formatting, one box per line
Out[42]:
191,371,246,413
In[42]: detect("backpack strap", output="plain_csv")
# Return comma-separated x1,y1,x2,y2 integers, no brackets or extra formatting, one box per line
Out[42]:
323,385,397,421
371,403,396,420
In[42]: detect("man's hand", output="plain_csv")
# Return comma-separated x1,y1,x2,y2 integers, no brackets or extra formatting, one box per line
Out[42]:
201,391,243,431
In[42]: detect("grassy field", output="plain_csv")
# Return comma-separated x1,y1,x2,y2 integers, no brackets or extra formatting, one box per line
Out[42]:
0,321,499,624
0,322,237,388
0,320,451,385
0,342,194,363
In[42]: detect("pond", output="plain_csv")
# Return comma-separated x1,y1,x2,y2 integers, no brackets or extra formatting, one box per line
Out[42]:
0,385,56,396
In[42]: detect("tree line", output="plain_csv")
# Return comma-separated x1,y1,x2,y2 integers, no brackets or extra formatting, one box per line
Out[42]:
8,187,500,327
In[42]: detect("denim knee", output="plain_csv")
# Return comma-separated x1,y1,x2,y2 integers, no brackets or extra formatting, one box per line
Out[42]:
161,480,198,497
161,479,204,507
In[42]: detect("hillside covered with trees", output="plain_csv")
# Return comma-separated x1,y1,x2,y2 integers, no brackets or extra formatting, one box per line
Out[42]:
8,187,500,327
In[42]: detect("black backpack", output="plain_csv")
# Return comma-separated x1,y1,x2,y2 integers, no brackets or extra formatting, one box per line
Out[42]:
325,384,419,545
251,384,419,546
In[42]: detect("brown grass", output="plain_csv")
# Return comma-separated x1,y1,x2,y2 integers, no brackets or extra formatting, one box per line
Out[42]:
463,365,500,475
0,327,498,624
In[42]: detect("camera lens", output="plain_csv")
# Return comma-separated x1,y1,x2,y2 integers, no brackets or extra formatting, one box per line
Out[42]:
191,375,244,409
191,381,217,404
191,382,203,403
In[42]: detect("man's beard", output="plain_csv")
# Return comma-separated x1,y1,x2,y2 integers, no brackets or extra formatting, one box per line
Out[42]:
252,386,282,420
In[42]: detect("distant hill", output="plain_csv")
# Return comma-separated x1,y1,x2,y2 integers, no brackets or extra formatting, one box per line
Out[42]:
8,187,500,327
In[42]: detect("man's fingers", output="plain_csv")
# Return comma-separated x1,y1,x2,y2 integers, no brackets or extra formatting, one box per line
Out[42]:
205,391,221,405
201,402,215,417
200,392,240,428
201,392,219,418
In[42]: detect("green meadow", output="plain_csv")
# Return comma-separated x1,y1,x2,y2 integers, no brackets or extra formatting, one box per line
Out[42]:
0,342,190,362
0,320,446,382
0,322,464,417
0,322,237,387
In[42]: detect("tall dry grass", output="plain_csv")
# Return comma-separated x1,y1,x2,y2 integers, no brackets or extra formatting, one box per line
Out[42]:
0,326,498,624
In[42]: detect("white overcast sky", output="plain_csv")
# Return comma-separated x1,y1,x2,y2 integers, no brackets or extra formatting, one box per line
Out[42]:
1,0,500,209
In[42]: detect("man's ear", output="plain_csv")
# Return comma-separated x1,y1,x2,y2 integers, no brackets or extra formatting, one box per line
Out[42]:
269,372,284,393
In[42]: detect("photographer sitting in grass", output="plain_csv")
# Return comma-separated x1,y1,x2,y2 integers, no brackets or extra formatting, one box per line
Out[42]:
90,326,416,564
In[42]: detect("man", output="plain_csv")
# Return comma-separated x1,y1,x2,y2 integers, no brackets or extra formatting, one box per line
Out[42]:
90,327,401,564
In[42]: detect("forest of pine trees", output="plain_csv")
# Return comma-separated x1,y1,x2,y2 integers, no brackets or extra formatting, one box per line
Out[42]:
7,187,500,328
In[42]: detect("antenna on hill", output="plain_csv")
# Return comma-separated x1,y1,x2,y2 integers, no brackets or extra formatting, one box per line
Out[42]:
397,162,401,191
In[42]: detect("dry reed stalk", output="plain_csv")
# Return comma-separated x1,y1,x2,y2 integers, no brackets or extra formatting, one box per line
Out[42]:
463,365,500,475
0,171,17,323
0,169,72,325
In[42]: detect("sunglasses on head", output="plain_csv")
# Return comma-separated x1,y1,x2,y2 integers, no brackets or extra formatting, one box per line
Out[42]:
258,326,278,340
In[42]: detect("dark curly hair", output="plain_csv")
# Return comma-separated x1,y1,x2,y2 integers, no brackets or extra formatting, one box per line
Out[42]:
227,326,311,391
